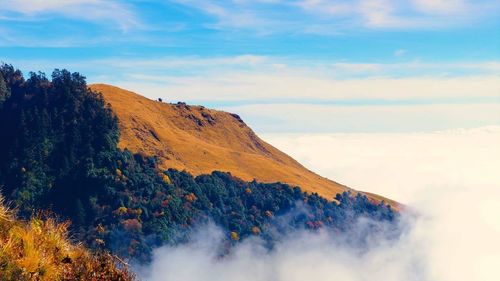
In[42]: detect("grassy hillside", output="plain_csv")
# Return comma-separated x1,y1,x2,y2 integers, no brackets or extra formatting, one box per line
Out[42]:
0,197,135,281
90,84,350,200
90,84,399,209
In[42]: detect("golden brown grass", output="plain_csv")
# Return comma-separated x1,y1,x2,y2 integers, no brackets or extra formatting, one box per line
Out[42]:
0,196,136,281
90,84,398,209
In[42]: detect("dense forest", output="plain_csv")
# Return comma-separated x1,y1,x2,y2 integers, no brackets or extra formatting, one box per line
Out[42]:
0,64,397,263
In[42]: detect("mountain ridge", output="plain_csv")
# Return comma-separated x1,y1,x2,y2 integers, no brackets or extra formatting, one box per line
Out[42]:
90,84,398,208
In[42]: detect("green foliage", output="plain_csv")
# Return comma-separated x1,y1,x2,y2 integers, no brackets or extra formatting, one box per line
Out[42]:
0,64,397,264
0,65,118,215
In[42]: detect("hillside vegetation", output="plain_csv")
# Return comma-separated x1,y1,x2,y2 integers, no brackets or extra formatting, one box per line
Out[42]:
89,84,356,201
0,64,397,264
0,197,135,281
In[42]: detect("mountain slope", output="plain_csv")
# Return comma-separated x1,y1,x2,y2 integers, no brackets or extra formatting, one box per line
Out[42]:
0,65,398,264
90,84,396,206
0,197,135,281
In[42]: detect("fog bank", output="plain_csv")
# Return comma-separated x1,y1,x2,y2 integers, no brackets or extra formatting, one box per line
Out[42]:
139,127,500,281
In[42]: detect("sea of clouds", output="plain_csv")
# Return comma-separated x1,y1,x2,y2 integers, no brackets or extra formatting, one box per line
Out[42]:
138,126,500,281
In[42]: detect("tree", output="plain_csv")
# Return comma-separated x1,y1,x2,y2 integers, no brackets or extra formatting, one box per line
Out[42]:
0,73,8,107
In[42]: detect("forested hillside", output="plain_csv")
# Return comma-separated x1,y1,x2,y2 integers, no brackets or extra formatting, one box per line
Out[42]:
0,64,397,263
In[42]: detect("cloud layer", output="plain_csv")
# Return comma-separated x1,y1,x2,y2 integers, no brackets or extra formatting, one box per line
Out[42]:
263,126,500,203
139,127,500,281
6,56,499,133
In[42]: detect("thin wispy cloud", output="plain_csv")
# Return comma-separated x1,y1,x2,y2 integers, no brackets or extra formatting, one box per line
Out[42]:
65,56,499,103
0,0,140,31
413,0,467,14
6,55,499,133
90,56,498,134
119,74,500,103
1,1,497,59
1,1,498,133
173,0,499,32
21,55,496,80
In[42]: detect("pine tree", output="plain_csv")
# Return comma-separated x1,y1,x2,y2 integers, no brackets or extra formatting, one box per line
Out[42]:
0,73,9,107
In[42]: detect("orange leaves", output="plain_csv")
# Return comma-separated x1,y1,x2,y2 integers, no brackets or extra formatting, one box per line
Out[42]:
185,192,197,203
114,207,128,216
96,224,106,234
251,226,261,235
161,174,171,185
115,168,127,182
113,207,142,219
121,219,142,232
230,231,240,241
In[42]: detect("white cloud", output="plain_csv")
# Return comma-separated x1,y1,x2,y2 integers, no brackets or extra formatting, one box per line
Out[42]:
139,127,500,281
74,57,499,105
173,0,281,33
139,220,421,281
359,0,402,28
7,56,500,133
116,74,500,103
263,126,500,203
101,55,268,69
298,0,498,29
83,56,499,133
412,0,466,14
0,0,139,31
173,0,499,31
226,104,500,133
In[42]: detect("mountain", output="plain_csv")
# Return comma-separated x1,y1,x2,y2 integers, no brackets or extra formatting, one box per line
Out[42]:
0,65,398,264
90,84,397,207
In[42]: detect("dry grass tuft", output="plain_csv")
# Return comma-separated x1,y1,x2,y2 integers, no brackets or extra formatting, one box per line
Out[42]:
0,196,136,281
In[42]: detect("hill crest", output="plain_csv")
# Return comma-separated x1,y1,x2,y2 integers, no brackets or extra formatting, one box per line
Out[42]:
90,84,397,207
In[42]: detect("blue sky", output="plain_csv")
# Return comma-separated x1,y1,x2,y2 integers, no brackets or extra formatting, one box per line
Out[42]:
1,0,499,133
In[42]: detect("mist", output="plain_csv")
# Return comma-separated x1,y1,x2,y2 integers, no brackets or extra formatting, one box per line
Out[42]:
138,127,500,281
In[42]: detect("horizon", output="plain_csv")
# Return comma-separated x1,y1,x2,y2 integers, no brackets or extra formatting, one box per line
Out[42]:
1,0,499,133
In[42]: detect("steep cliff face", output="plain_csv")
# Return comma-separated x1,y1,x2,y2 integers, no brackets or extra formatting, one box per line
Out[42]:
90,84,397,207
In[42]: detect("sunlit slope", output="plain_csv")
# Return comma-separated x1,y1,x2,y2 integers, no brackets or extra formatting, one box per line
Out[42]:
90,84,394,206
